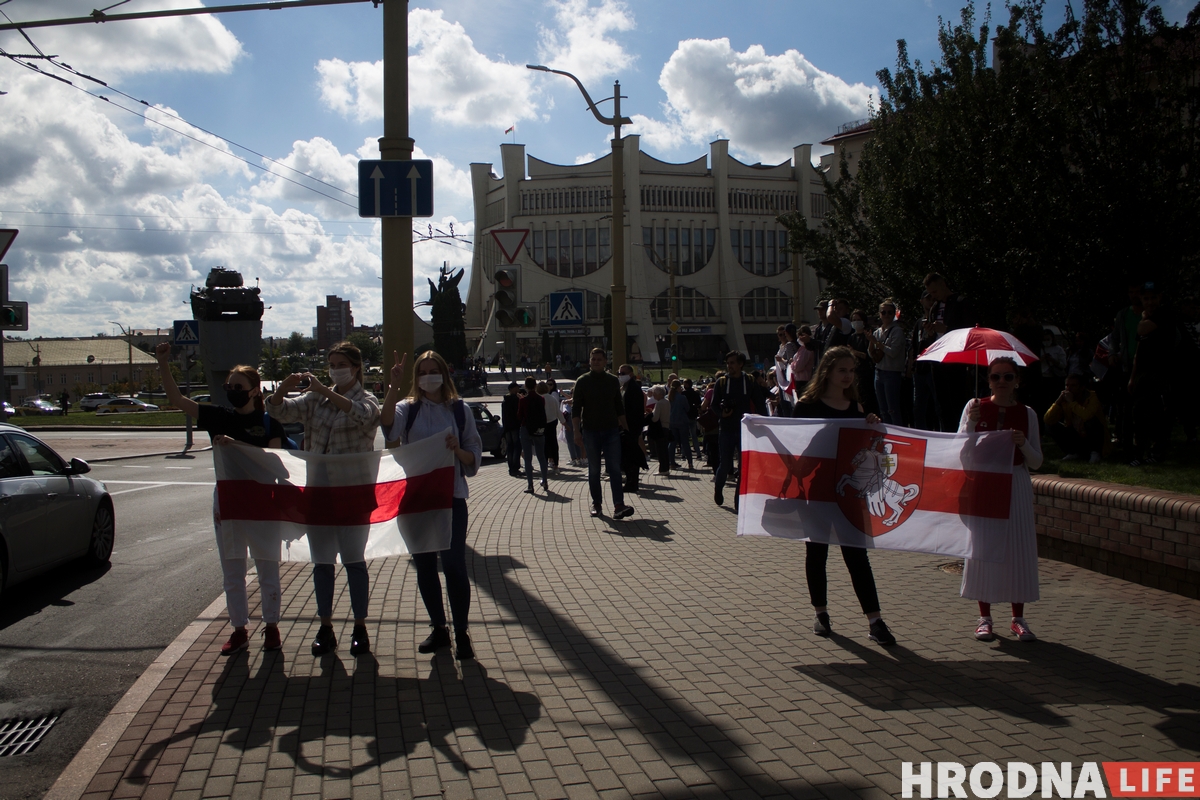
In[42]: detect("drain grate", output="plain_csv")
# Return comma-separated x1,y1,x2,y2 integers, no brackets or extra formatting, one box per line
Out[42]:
0,713,61,757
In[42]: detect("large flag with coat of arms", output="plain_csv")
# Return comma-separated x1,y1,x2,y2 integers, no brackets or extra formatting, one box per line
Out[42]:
737,416,1015,561
214,431,456,562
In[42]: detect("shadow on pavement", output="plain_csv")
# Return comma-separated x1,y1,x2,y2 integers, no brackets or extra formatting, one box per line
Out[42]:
602,518,675,542
125,646,542,784
792,634,1200,748
470,548,854,798
0,560,112,631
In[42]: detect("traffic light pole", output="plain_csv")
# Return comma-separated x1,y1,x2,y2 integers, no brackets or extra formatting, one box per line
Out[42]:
0,265,6,406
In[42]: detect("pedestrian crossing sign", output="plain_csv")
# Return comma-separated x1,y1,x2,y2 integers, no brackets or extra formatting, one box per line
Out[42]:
173,319,201,345
549,291,584,326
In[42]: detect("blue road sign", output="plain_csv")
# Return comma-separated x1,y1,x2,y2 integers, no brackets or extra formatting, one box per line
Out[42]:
173,319,201,345
548,291,585,327
358,159,434,218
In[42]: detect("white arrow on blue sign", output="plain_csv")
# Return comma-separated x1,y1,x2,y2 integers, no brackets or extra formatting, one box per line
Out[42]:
358,159,434,218
173,319,200,345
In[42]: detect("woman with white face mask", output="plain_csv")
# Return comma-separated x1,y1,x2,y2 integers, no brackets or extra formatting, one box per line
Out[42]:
269,340,381,657
381,350,483,660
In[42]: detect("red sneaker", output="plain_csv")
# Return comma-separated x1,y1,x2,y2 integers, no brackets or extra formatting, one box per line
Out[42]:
221,629,249,656
262,626,282,651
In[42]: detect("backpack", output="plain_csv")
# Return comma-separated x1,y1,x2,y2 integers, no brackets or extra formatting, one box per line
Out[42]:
523,394,547,435
264,412,300,450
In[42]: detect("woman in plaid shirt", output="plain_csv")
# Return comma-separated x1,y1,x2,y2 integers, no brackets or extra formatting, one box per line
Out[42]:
268,340,381,657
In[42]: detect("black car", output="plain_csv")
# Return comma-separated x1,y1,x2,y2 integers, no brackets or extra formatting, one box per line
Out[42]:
470,404,505,459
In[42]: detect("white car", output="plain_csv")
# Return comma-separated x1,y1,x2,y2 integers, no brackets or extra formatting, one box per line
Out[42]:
79,392,117,412
94,398,160,414
0,424,113,595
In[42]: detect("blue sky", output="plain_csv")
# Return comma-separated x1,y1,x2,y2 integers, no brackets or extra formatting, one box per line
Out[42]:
0,0,1191,338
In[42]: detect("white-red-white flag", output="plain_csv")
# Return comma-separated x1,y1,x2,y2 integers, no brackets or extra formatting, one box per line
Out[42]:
214,431,456,562
737,417,1014,561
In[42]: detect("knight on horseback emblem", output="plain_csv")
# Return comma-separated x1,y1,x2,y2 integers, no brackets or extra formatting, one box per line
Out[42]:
834,429,926,536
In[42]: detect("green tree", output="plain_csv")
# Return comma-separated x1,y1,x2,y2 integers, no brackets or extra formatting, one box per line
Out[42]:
260,347,288,381
347,332,382,368
786,0,1200,334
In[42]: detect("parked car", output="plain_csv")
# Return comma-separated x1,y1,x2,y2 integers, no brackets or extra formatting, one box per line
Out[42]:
19,398,63,416
0,423,114,595
0,403,13,418
95,398,160,414
471,404,505,459
79,392,117,411
190,394,213,405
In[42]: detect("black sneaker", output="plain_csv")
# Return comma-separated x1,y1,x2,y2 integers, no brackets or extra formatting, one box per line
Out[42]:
869,618,897,646
455,630,474,661
350,624,370,656
714,488,724,506
614,505,634,519
311,624,337,656
418,626,451,654
814,612,832,637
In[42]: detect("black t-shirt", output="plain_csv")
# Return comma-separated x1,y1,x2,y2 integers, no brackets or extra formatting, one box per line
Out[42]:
197,405,286,447
792,398,865,420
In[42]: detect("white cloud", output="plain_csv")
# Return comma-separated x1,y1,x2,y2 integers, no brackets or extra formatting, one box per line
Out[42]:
0,0,242,76
315,2,635,128
633,38,876,163
538,0,635,84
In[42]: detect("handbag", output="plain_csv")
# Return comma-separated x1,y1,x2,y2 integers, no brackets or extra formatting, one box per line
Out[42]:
697,409,719,433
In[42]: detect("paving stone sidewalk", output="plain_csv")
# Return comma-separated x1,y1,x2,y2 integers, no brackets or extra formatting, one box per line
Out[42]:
64,460,1200,799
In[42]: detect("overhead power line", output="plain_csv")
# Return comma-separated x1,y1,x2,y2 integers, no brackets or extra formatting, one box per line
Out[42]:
0,0,374,33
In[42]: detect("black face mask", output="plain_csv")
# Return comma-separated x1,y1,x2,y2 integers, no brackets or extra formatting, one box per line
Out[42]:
226,388,252,409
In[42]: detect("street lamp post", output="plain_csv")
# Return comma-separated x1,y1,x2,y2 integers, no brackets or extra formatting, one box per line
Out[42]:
526,65,632,369
109,321,136,396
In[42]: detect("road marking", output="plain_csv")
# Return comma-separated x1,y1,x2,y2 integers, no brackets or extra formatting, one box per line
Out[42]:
163,466,192,470
121,465,152,469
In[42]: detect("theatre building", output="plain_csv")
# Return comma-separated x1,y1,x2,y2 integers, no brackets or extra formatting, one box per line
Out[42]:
465,137,829,366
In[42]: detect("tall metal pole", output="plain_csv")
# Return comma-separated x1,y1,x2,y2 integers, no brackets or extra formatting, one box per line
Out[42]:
610,80,627,369
668,223,678,372
791,249,801,327
380,0,413,394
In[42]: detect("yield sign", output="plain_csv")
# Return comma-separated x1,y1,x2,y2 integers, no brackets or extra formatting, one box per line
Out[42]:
490,229,529,264
0,229,16,262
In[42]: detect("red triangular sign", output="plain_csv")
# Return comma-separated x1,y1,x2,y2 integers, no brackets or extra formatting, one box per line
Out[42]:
0,229,17,262
490,229,529,264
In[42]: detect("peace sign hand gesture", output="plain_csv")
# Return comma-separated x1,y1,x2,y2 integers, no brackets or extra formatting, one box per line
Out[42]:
390,351,408,389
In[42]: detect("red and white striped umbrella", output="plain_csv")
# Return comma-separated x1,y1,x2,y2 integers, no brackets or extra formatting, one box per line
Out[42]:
916,325,1040,367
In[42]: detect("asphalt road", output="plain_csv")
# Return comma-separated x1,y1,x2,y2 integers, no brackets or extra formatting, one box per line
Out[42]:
0,453,220,800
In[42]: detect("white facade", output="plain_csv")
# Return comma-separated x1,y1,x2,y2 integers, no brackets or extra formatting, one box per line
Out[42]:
466,137,827,365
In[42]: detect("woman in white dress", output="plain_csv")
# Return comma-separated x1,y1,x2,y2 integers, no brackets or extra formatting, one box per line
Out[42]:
958,356,1043,642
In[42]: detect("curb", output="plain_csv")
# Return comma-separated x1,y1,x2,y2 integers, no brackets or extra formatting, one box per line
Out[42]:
87,446,213,463
15,426,190,432
43,592,229,800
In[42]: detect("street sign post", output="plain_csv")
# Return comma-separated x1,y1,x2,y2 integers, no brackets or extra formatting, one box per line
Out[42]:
173,319,201,346
549,291,585,327
358,159,434,218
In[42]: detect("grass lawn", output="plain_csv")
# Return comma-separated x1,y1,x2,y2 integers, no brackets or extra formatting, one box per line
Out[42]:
12,410,188,427
1035,429,1200,496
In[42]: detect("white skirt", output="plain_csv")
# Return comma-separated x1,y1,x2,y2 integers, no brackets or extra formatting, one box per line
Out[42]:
961,464,1040,604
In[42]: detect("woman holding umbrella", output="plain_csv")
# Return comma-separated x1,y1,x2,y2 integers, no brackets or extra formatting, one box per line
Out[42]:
958,356,1043,643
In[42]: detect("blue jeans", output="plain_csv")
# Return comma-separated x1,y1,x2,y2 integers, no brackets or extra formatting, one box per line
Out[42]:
583,427,624,510
313,561,369,620
715,421,741,493
521,428,547,488
670,424,693,466
412,497,470,632
875,369,904,425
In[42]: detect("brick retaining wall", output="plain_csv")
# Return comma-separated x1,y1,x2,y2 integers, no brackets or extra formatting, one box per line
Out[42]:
1032,475,1200,599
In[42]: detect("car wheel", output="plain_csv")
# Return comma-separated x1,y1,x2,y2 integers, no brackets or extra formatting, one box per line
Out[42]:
86,500,115,565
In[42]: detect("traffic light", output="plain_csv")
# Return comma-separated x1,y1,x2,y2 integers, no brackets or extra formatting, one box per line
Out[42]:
493,269,537,328
493,268,519,327
0,301,27,331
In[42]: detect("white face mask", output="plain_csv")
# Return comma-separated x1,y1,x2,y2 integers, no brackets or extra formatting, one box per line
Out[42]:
418,373,444,393
329,367,355,386
619,374,631,385
852,320,865,332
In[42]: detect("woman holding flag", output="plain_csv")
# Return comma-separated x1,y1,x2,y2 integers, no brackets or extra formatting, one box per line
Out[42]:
381,350,483,661
269,341,380,657
959,356,1043,642
154,344,287,656
793,346,897,646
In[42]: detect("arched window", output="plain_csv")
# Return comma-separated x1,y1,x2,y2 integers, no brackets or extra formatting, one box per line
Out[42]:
641,225,714,276
651,287,718,321
528,224,611,277
730,227,790,276
739,287,792,321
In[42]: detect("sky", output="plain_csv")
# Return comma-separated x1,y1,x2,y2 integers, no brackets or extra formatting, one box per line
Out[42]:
0,0,1192,340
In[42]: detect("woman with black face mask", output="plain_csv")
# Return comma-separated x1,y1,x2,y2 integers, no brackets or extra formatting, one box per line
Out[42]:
154,343,288,656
